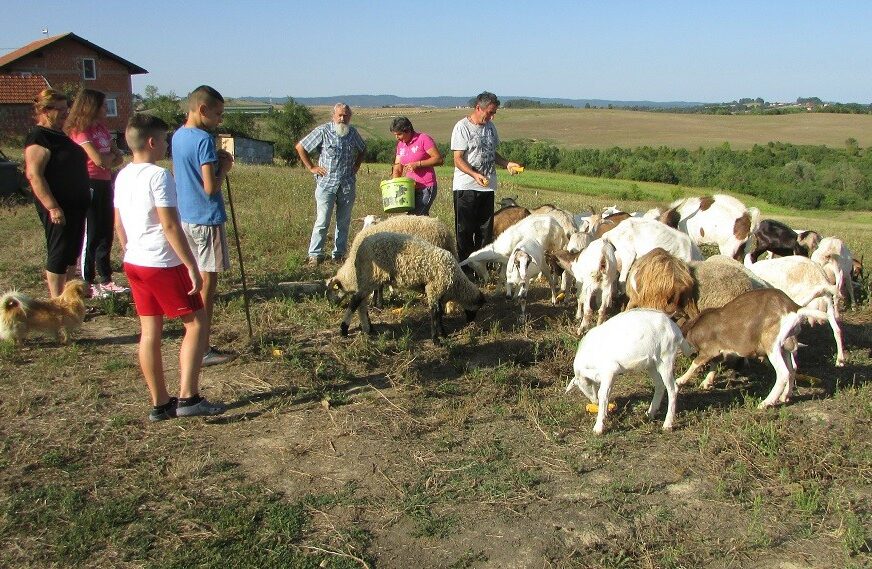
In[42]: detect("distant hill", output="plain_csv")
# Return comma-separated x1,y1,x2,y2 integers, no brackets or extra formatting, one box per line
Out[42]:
236,94,708,109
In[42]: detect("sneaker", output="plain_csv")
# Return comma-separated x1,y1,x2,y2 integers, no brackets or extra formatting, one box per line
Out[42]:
148,397,178,422
175,396,227,418
306,256,322,267
89,284,109,299
100,281,130,294
332,255,346,264
202,346,234,367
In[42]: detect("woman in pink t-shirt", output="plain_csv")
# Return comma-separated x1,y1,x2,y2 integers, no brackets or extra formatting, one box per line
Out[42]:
66,89,125,297
390,117,444,215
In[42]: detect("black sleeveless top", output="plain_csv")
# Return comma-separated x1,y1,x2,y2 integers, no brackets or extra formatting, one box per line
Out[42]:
25,126,91,209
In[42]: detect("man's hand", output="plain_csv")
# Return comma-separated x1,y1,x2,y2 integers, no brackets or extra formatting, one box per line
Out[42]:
217,149,234,174
311,165,328,176
473,173,490,187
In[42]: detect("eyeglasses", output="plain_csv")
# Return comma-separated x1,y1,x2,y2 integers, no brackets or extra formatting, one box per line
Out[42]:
44,106,67,112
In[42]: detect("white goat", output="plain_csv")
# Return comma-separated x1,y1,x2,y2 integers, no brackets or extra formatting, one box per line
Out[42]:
600,217,703,287
748,256,846,367
811,237,856,308
666,194,760,260
570,238,618,334
505,237,558,322
461,214,566,284
566,309,693,434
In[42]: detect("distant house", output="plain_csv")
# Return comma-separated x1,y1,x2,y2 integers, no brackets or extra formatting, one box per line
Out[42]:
0,32,147,138
218,134,275,165
0,74,51,139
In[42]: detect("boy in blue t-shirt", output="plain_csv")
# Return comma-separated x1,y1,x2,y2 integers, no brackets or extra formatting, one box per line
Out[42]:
172,85,234,367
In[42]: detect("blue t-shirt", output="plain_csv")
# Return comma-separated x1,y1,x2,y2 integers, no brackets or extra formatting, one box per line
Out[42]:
171,127,227,225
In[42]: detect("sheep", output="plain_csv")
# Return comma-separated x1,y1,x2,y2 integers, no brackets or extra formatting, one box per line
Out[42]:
566,308,692,434
747,256,845,366
745,219,812,264
492,204,531,239
687,255,770,316
327,232,485,344
664,194,760,260
345,215,459,308
462,214,567,284
600,217,704,288
569,238,618,333
677,288,831,407
811,237,857,308
625,248,697,320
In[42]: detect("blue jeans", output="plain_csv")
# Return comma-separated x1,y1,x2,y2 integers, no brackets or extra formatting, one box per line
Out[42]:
410,184,437,216
308,181,355,259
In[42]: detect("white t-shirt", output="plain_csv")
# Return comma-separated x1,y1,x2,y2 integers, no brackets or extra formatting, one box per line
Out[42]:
451,117,499,192
114,162,182,268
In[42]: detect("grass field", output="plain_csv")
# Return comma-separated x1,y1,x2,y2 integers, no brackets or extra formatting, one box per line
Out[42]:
310,106,872,151
0,162,870,568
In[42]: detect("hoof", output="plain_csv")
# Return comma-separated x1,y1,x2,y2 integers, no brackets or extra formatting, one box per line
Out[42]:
340,323,349,337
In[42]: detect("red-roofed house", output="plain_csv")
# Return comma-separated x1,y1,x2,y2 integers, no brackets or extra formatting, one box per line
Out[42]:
0,32,147,139
0,74,51,138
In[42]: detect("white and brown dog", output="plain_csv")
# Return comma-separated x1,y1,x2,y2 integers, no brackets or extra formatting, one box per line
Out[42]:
0,280,87,344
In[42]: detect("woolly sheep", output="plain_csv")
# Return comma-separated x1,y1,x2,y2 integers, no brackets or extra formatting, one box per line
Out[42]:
566,308,692,434
687,255,770,317
350,214,458,259
327,232,485,344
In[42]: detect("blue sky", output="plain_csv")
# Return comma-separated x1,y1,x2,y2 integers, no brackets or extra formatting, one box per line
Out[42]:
5,0,871,103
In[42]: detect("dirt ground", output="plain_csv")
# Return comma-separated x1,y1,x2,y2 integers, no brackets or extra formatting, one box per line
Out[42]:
17,284,862,569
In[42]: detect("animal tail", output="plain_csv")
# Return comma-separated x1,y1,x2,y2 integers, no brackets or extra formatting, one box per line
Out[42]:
774,312,803,354
460,246,505,266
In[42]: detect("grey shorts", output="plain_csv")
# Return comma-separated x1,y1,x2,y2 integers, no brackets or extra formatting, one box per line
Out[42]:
182,222,230,272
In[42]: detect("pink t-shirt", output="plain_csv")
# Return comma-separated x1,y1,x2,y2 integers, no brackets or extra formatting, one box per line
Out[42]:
395,132,437,188
68,122,113,180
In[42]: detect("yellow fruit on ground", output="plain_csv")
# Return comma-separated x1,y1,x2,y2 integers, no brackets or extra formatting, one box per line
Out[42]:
585,402,617,414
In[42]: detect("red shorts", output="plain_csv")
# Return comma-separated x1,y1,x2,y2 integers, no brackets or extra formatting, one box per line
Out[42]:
124,263,204,317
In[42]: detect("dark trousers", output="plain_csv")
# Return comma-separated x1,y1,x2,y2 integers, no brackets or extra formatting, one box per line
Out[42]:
82,179,114,283
453,190,494,261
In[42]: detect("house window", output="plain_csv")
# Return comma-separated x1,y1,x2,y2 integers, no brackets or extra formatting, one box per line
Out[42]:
105,98,118,117
82,58,96,80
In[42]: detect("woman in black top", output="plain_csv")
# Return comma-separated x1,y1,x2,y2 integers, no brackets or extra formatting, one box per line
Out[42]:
24,89,91,297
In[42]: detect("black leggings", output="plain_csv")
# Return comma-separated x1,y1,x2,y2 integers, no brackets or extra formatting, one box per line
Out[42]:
37,201,87,275
82,179,115,283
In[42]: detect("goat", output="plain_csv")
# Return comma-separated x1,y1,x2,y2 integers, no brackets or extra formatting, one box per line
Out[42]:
811,237,857,308
747,256,845,366
569,238,618,333
492,205,531,238
677,288,831,408
745,219,812,264
625,248,697,319
566,308,692,434
462,214,567,285
506,237,558,322
664,194,760,260
600,217,703,288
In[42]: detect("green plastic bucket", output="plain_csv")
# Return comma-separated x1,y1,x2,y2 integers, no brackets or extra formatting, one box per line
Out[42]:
380,177,415,213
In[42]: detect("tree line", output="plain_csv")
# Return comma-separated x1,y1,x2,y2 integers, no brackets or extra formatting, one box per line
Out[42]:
137,87,870,211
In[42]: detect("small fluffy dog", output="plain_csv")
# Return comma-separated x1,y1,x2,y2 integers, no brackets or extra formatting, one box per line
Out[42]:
0,280,87,344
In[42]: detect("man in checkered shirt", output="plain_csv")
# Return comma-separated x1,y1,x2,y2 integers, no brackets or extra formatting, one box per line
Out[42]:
295,103,366,266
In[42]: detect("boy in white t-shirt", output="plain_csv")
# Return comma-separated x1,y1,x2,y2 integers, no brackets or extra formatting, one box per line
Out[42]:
114,114,226,421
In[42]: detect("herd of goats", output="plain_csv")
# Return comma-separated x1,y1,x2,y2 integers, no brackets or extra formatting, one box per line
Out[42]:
322,194,863,433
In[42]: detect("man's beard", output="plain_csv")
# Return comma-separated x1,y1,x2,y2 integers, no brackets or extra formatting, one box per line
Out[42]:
333,122,350,137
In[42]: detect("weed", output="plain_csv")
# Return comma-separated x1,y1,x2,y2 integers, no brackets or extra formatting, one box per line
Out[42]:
103,355,134,373
746,494,773,548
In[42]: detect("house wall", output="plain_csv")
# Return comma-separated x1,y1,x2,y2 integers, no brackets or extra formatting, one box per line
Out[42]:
2,37,134,134
219,136,275,165
0,104,33,140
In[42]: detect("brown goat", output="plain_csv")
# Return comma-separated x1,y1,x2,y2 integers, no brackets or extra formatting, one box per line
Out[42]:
594,211,632,238
677,287,829,407
493,205,530,238
626,248,697,318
